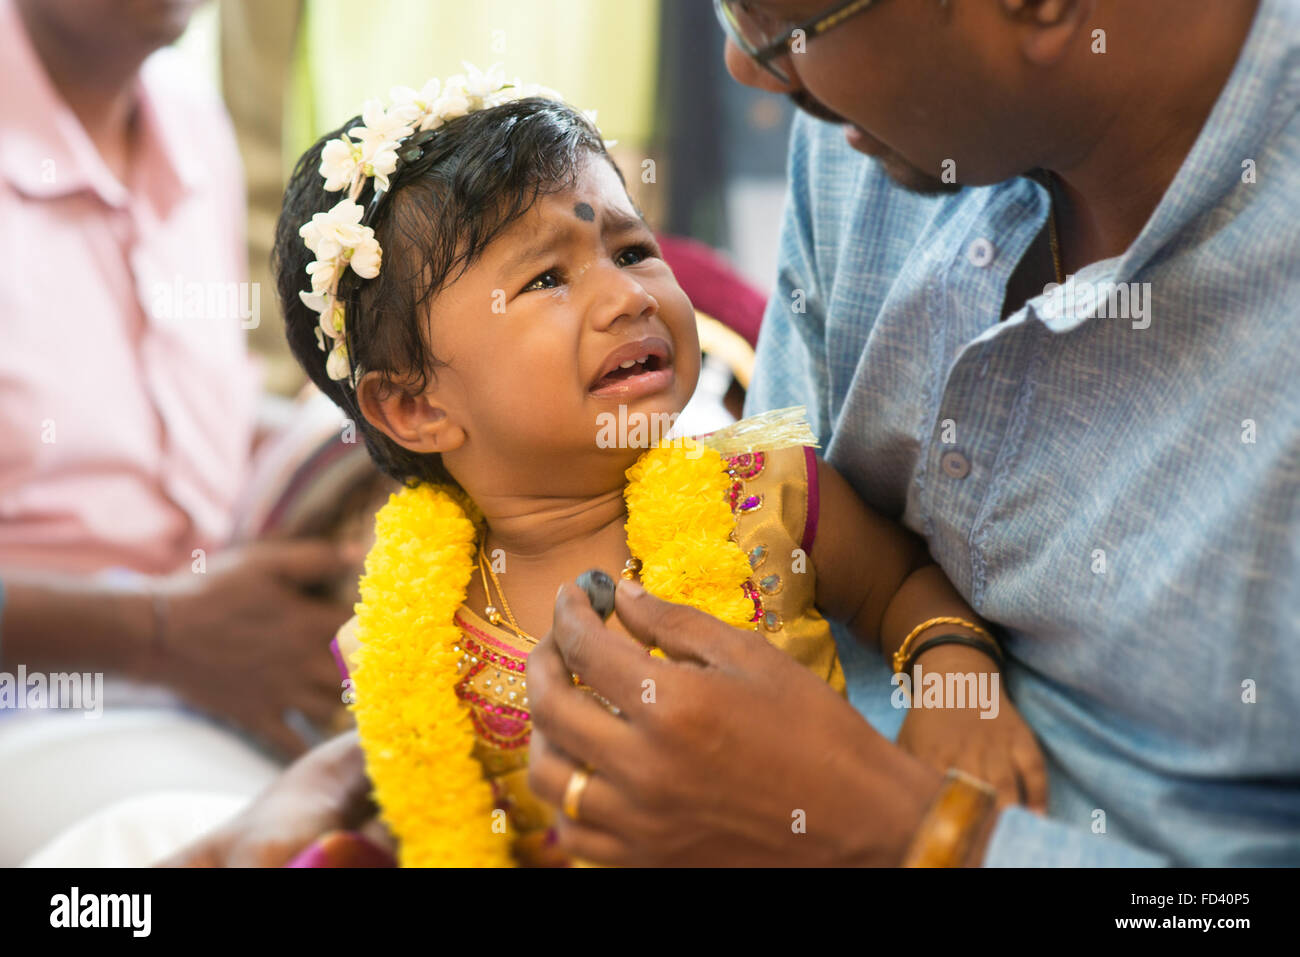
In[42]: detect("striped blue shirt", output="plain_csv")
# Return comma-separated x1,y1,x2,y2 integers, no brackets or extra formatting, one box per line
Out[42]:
746,0,1300,866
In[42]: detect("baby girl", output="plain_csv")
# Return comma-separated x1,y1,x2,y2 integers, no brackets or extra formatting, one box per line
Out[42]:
272,67,1045,867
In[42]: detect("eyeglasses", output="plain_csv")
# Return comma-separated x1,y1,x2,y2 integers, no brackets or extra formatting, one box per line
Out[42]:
713,0,882,84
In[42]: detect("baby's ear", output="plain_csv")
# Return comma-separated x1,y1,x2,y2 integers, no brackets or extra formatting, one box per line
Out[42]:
355,370,466,454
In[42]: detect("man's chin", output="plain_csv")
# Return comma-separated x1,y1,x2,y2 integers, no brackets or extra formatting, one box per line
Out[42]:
789,90,962,196
876,152,963,196
846,126,960,195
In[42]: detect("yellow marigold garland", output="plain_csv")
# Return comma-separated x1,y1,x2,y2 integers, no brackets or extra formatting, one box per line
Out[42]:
625,438,756,630
351,439,761,866
351,482,512,867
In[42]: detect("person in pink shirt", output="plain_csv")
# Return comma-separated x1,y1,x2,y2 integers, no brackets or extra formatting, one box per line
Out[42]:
0,0,353,861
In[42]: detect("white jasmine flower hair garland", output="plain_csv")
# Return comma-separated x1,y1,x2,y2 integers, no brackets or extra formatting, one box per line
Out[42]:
298,63,605,384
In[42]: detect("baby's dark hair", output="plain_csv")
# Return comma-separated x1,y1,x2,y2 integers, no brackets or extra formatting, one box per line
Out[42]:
273,97,617,487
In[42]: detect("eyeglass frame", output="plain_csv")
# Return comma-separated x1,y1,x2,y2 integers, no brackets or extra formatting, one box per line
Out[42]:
713,0,882,84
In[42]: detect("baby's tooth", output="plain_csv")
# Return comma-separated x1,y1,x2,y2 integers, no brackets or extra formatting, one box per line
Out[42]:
618,359,637,369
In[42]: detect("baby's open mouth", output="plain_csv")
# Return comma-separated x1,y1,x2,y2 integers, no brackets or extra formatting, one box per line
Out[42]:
588,337,676,399
591,353,666,390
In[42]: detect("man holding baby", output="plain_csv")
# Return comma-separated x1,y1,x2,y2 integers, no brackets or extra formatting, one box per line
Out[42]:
527,0,1300,867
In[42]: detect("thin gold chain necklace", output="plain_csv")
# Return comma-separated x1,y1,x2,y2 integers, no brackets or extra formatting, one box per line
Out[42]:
476,534,642,643
478,541,531,641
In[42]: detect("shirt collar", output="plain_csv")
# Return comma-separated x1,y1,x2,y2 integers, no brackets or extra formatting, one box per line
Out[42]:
1114,0,1295,278
1009,0,1293,334
0,0,193,210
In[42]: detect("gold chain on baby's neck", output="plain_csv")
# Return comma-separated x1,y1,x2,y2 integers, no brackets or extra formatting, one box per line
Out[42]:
476,533,642,642
478,537,532,641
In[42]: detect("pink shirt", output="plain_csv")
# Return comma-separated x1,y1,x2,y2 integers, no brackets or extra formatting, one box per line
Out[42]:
0,0,257,576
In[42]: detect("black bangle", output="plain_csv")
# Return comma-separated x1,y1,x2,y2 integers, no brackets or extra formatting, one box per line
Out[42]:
902,633,1003,674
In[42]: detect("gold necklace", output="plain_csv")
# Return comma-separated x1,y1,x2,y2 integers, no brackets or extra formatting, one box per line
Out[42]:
478,540,531,641
476,534,643,642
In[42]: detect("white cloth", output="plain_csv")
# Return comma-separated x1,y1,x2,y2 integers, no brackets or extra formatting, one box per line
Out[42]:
23,790,250,867
0,706,279,866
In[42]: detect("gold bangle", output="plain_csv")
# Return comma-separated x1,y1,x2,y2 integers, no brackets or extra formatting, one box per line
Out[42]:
892,616,995,674
902,768,998,867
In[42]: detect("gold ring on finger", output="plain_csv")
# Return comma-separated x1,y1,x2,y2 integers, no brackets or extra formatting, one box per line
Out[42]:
562,767,592,822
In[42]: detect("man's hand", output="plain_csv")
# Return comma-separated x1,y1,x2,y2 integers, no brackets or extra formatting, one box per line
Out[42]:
161,731,379,867
151,540,358,758
526,580,956,866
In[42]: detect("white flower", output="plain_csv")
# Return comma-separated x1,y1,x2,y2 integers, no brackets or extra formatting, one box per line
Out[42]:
390,78,441,118
325,341,351,381
348,233,382,279
424,84,471,130
299,289,329,315
298,290,343,344
299,199,367,260
482,86,520,110
305,258,338,294
319,298,346,340
319,134,362,192
355,133,401,191
322,116,406,194
359,99,416,143
461,62,507,102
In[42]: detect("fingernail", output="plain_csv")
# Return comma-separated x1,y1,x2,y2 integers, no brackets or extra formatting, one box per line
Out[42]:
619,579,645,598
556,583,566,600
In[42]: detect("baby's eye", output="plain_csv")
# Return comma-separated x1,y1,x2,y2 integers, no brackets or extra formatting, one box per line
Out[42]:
522,269,562,293
616,244,655,267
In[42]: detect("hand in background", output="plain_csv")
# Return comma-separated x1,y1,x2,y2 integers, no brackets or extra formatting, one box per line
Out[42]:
153,539,359,758
161,731,384,867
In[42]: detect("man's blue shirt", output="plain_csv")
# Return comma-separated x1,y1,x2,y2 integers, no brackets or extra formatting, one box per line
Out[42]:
746,0,1299,865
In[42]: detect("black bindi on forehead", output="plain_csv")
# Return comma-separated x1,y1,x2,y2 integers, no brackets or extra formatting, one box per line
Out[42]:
573,202,595,222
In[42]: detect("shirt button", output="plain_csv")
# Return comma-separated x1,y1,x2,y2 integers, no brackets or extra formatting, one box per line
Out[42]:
941,450,971,479
966,238,995,268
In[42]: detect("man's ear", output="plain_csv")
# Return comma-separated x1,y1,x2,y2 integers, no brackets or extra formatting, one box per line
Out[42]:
355,370,466,455
1002,0,1097,66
